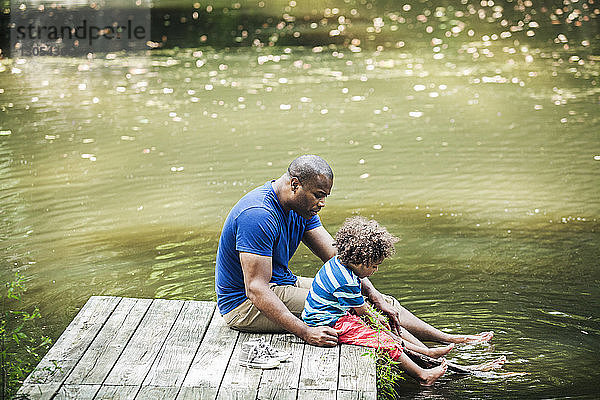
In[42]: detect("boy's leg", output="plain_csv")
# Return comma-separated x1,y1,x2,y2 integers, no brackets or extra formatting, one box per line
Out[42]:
399,335,454,359
397,351,448,386
223,276,313,333
384,327,454,358
334,314,448,386
334,314,403,359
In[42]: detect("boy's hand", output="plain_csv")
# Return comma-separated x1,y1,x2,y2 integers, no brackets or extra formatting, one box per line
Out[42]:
303,326,338,347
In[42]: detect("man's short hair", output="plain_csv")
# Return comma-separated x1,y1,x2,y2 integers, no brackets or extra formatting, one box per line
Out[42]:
287,155,333,182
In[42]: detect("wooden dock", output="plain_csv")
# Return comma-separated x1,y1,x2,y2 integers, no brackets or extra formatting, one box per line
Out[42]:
18,296,376,399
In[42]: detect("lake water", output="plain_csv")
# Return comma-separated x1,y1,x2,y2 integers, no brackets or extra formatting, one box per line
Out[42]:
1,37,599,398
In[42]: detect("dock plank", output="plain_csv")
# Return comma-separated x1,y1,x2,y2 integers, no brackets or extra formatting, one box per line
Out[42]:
338,344,377,393
53,384,101,399
297,389,337,400
19,297,377,399
180,311,239,399
337,391,378,400
176,387,216,400
257,334,304,400
257,387,296,400
66,298,153,385
93,385,139,400
298,343,340,391
143,301,215,387
135,386,180,399
20,296,121,390
15,383,60,400
216,332,266,400
104,299,184,386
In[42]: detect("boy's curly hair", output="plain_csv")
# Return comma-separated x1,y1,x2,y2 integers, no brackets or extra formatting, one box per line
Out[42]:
335,216,399,266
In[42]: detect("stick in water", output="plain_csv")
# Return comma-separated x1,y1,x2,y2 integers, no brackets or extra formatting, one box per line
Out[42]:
404,349,507,374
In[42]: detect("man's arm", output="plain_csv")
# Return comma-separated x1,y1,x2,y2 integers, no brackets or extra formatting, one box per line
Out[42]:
240,252,338,347
352,304,391,332
302,226,336,262
360,277,403,334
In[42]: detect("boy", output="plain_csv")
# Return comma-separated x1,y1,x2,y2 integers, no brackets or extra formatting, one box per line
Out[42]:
302,216,451,386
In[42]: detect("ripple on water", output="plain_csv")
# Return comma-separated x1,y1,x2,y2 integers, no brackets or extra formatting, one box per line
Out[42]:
1,45,599,399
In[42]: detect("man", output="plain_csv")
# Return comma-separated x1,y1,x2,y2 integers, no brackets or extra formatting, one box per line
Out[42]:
215,155,493,347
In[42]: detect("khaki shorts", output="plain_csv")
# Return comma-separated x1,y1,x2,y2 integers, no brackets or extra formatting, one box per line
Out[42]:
222,276,402,333
222,276,314,333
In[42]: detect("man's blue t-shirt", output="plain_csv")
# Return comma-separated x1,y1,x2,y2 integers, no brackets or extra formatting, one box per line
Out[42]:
215,181,322,315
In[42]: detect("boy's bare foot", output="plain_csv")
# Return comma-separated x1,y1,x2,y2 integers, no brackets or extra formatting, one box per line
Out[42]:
419,358,448,386
448,331,494,344
468,356,506,372
426,343,455,358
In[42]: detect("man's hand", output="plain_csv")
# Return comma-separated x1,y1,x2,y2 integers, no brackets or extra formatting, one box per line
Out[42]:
372,298,402,335
374,311,392,332
360,277,403,335
302,325,339,347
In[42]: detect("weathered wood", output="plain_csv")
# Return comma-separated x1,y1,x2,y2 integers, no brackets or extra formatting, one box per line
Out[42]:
337,390,377,400
66,298,153,385
14,383,60,400
53,384,101,399
338,344,377,392
257,387,297,400
93,385,139,400
19,297,377,400
216,332,266,400
180,311,239,399
21,296,121,387
143,301,215,387
135,386,180,399
104,299,184,386
257,334,304,400
297,389,337,400
176,387,220,400
298,343,339,391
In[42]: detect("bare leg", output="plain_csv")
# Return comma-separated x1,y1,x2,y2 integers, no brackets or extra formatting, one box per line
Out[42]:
398,324,427,348
398,353,448,386
390,330,455,358
390,299,493,344
393,302,458,343
466,356,506,372
445,331,494,344
403,339,455,358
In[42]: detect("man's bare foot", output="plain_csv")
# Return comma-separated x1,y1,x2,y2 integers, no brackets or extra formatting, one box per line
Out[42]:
468,356,506,372
426,343,455,358
448,331,494,344
419,358,448,386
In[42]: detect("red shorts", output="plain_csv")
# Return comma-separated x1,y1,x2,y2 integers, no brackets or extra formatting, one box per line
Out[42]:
333,313,403,360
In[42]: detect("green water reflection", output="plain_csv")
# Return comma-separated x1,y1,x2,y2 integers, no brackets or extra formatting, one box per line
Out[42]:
1,28,599,400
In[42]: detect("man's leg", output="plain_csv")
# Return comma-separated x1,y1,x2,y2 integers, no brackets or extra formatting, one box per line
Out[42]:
223,277,313,333
377,294,448,344
377,294,493,344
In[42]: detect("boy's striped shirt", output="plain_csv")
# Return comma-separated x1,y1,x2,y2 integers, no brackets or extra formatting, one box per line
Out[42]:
302,256,365,327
